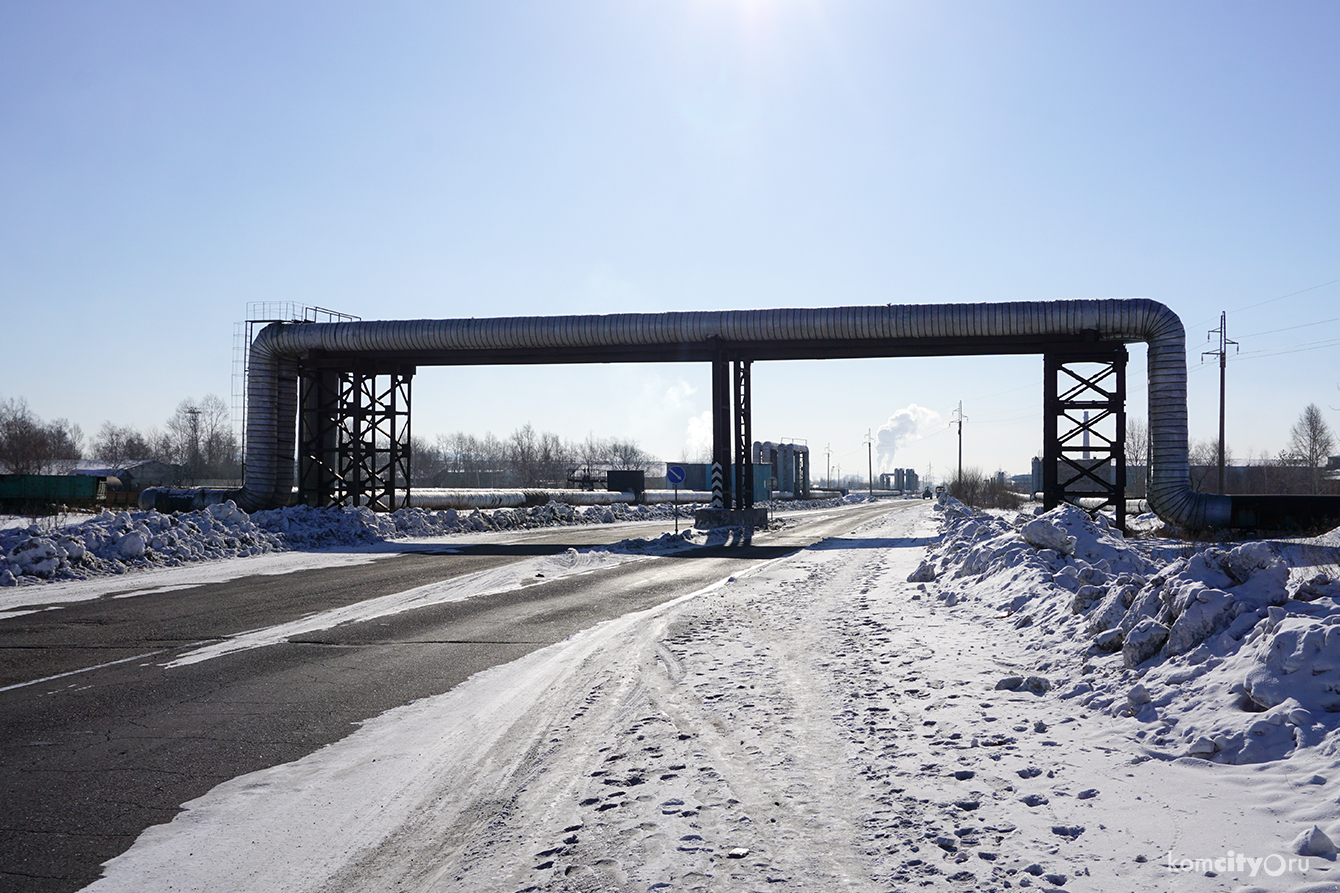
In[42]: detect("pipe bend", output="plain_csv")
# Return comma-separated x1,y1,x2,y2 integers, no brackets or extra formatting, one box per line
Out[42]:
231,299,1266,529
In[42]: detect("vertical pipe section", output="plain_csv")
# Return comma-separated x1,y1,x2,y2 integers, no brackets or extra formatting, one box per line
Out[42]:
215,300,1270,529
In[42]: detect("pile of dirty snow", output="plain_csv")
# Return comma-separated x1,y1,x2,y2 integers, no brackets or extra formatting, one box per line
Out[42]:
0,500,669,586
0,495,850,587
913,498,1340,766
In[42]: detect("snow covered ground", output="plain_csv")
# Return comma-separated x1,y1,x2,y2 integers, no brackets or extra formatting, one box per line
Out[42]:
0,499,719,589
9,497,1340,891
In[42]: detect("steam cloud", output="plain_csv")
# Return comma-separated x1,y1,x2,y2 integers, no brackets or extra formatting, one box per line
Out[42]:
876,404,941,470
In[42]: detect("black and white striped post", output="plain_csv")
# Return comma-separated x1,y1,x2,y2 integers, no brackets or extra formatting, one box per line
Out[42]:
711,352,732,512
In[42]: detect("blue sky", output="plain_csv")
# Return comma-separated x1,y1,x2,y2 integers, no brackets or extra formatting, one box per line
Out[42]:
3,1,1337,484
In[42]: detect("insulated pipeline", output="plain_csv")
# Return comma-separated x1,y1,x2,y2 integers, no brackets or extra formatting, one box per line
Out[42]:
224,299,1237,527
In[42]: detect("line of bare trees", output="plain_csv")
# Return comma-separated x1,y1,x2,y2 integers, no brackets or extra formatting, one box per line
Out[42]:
948,467,1025,510
1126,403,1338,496
89,394,240,484
1,394,240,484
0,398,84,475
410,425,655,488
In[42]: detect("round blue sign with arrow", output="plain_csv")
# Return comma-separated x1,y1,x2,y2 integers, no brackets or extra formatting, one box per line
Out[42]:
666,464,686,486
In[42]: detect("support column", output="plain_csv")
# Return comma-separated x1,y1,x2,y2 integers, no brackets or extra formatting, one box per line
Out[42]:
299,370,341,507
711,353,731,510
733,358,753,510
1042,347,1127,528
1042,354,1060,511
696,350,767,530
299,361,414,511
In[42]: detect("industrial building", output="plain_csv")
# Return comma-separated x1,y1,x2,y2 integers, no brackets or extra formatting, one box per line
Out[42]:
753,441,810,499
877,468,921,493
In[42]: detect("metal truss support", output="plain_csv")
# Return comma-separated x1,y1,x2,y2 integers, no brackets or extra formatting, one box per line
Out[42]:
711,354,731,510
1042,346,1127,528
709,352,757,512
299,362,414,511
733,358,753,510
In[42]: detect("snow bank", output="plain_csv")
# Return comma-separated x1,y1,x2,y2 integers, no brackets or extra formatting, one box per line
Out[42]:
0,500,680,586
919,497,1340,766
0,496,869,587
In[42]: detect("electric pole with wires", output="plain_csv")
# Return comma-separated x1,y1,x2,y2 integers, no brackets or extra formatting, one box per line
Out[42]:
865,430,874,497
1203,312,1238,492
952,401,968,484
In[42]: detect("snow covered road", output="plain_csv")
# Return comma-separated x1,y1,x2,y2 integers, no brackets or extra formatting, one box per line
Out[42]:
76,502,1340,892
1,501,902,892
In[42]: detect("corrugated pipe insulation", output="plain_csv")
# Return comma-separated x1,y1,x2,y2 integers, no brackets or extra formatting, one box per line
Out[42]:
151,300,1339,531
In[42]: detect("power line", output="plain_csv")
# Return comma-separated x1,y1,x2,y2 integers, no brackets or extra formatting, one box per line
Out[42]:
1231,277,1340,315
968,381,1037,401
1185,276,1340,335
951,402,968,482
1202,312,1238,492
1237,314,1340,340
975,411,1043,425
1230,337,1340,361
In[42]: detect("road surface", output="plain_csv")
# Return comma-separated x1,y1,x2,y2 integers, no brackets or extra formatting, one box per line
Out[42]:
0,500,915,893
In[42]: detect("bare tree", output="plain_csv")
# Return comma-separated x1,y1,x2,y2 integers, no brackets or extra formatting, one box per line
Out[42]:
507,424,540,486
165,399,202,480
1124,416,1148,497
159,395,239,483
93,422,134,469
1188,439,1216,490
536,431,571,485
437,431,505,486
0,398,83,474
439,432,469,475
408,435,446,485
48,419,83,474
162,395,238,482
1286,404,1336,494
578,432,609,474
608,438,652,470
197,394,237,477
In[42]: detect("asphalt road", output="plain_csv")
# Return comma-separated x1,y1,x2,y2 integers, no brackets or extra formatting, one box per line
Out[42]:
0,500,917,893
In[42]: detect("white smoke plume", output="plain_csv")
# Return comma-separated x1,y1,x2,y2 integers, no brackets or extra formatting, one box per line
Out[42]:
685,410,713,461
876,404,941,470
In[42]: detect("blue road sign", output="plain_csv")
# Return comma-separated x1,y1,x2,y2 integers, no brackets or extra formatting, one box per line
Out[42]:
667,464,686,486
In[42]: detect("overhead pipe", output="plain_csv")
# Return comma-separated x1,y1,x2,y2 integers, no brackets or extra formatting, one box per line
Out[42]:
159,300,1336,530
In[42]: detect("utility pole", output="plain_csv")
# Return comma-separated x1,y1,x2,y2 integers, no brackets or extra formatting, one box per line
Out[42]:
952,402,968,483
865,430,874,497
825,443,832,489
185,406,201,482
1202,312,1238,492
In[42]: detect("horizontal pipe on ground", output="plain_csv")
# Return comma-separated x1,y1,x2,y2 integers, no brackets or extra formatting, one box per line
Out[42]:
408,489,714,510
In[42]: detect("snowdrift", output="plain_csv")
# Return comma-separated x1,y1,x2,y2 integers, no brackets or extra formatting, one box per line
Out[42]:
0,494,868,587
918,498,1340,766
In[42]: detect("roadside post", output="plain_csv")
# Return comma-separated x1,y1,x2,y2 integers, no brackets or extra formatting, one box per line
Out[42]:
667,464,686,534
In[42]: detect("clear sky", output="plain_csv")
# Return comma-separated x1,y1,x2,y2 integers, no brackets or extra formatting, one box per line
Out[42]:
3,1,1338,485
